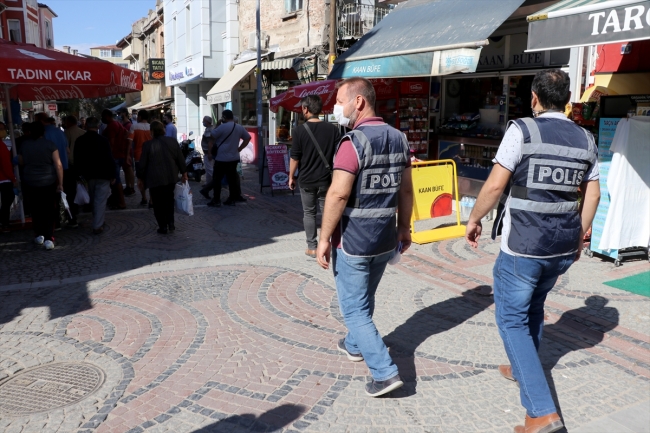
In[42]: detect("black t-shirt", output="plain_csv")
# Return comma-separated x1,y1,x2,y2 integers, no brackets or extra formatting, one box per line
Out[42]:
290,121,341,188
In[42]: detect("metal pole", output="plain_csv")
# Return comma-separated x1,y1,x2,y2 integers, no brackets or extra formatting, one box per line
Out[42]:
3,84,25,225
256,0,264,177
329,0,336,72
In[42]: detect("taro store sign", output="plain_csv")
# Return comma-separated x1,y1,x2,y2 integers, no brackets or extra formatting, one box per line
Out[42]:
148,59,165,81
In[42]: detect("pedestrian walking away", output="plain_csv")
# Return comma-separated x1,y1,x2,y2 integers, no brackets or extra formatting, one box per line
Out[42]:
73,117,116,235
128,110,153,206
138,120,187,234
289,94,341,258
200,109,250,207
465,69,601,433
117,108,136,196
17,121,64,250
0,123,17,232
201,115,215,188
316,77,413,398
101,109,129,210
62,115,86,228
163,113,177,140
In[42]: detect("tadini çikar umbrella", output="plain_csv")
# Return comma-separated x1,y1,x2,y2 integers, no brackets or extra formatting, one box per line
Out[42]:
0,39,143,224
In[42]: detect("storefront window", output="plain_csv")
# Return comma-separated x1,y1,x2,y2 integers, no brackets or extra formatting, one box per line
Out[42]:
240,92,257,126
442,77,504,139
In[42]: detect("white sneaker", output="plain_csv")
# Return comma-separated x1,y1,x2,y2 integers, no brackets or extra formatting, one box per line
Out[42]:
34,236,44,245
44,240,54,250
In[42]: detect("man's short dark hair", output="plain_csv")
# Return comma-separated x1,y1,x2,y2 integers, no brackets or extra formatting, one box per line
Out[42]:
31,121,45,138
531,69,571,111
222,110,234,120
101,109,113,120
63,115,77,126
163,113,173,121
138,110,150,121
85,117,100,129
117,108,128,116
46,117,56,124
336,77,376,108
150,120,165,137
300,95,323,116
21,122,32,134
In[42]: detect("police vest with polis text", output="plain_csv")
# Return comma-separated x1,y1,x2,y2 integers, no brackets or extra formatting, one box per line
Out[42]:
337,123,410,257
493,117,598,257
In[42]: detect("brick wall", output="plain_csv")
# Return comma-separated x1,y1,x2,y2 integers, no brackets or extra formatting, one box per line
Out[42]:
239,0,329,57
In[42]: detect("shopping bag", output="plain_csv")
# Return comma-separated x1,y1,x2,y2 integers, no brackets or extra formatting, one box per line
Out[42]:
60,192,73,219
174,181,194,216
74,181,90,205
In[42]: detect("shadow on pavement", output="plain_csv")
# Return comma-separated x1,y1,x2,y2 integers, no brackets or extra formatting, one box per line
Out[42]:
541,295,619,430
0,283,92,325
190,403,306,433
383,287,494,395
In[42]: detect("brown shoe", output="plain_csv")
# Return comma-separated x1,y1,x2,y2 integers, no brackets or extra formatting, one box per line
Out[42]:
514,413,563,433
305,249,316,258
499,364,515,381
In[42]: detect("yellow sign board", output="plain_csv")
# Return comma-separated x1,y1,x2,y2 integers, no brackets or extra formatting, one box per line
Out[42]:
410,159,465,244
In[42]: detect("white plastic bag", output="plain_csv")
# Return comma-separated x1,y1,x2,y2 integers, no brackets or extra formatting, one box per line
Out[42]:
74,181,90,205
174,181,193,216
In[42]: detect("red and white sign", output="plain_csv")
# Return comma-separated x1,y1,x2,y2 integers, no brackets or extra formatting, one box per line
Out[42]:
400,81,429,95
270,80,339,114
47,104,57,111
0,39,142,101
265,145,290,190
370,79,397,100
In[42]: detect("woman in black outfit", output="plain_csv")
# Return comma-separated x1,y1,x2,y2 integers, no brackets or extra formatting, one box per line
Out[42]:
138,121,187,234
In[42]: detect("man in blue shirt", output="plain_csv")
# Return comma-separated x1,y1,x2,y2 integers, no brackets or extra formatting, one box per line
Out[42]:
163,113,177,140
35,112,74,228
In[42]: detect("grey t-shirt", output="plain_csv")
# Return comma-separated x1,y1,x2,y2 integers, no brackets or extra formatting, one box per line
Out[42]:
20,137,58,187
210,122,251,162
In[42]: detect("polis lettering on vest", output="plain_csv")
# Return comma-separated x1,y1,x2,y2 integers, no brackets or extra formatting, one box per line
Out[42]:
369,173,401,188
537,166,585,186
588,4,649,35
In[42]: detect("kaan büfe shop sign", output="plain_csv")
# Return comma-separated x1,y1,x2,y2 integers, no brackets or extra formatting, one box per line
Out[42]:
527,0,650,51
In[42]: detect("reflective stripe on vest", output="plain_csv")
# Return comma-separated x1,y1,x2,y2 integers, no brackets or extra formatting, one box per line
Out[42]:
492,117,596,257
339,125,409,257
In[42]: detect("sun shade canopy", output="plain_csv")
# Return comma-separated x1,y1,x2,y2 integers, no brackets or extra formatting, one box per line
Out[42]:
526,0,650,51
330,0,525,79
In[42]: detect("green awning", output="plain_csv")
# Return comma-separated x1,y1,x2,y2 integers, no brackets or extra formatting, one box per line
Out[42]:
527,0,650,51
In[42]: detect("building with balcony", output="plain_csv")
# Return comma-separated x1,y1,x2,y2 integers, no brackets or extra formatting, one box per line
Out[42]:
37,2,56,48
0,0,46,45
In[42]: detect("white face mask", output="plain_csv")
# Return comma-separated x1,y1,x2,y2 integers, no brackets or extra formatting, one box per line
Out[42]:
333,101,352,127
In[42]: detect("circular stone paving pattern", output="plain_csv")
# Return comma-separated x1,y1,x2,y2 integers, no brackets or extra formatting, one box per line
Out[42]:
0,362,105,416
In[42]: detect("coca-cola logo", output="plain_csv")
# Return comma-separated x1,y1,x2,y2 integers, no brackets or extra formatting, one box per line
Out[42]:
120,70,139,89
296,85,332,98
409,83,423,93
30,85,85,101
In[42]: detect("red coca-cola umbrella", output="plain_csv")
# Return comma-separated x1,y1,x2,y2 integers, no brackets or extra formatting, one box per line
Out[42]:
270,80,339,114
0,39,143,224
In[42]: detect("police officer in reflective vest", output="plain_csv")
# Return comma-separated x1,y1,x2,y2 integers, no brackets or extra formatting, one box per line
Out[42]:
317,77,414,397
466,69,600,433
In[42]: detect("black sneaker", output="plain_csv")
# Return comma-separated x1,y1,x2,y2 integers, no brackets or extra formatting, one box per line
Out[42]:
365,375,404,397
234,195,247,203
124,188,136,197
337,339,363,362
207,200,221,207
199,189,211,200
157,228,168,234
223,199,236,206
168,224,175,232
66,221,79,229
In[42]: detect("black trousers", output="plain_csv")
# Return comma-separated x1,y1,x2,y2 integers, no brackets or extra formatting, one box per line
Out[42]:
24,183,57,241
0,182,15,227
149,183,175,230
210,160,240,202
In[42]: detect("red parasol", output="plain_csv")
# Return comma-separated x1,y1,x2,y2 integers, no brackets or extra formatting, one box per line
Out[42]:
0,40,143,224
270,80,339,114
0,39,142,101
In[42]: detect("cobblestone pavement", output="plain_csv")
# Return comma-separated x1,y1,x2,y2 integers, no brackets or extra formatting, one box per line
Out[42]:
1,167,649,433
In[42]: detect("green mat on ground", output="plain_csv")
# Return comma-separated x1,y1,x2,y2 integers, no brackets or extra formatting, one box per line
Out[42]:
603,271,650,297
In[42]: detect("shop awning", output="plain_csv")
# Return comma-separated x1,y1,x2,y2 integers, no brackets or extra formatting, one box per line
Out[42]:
206,61,256,105
130,99,173,111
329,0,525,79
527,0,650,51
262,57,302,70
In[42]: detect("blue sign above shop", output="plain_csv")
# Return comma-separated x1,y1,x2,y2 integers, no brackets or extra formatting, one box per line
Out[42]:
330,52,434,79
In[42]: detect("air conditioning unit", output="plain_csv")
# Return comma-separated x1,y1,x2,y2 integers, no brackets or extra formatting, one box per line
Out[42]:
247,31,269,50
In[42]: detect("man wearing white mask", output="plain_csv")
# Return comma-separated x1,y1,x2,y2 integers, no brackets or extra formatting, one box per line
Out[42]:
316,77,414,397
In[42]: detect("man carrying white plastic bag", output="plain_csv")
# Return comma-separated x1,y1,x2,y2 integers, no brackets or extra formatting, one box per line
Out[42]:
174,181,193,216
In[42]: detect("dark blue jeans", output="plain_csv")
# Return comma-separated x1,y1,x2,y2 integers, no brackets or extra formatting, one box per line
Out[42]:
493,251,574,418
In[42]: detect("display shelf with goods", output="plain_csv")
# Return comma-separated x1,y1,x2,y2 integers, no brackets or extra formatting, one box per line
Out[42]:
506,75,533,122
